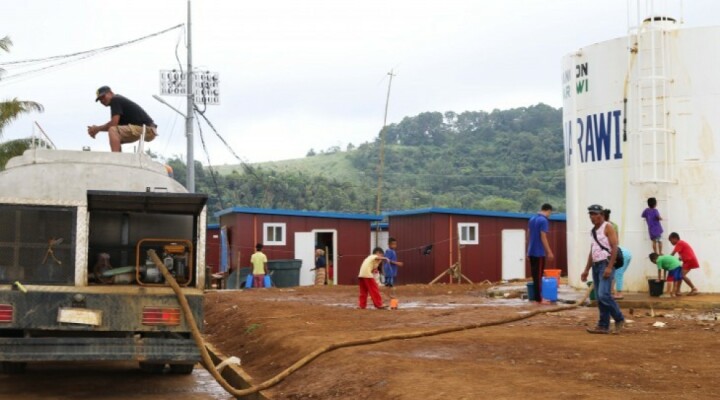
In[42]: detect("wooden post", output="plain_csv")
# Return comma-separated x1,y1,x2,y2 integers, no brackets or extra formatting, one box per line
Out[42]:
325,245,331,285
235,251,241,289
457,242,462,284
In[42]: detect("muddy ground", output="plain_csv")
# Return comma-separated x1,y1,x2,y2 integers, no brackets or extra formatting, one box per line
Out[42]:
203,284,720,400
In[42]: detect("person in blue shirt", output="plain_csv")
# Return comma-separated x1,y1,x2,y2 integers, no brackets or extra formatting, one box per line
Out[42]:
383,238,403,299
527,203,554,303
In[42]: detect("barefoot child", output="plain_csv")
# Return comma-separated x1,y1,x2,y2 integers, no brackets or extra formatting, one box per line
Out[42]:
649,253,682,296
641,197,664,254
358,247,387,309
669,232,700,295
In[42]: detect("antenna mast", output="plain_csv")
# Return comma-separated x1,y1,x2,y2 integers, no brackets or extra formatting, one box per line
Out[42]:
374,69,395,247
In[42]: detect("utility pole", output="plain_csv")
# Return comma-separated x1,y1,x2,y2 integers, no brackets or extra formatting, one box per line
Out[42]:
374,69,395,247
185,0,195,193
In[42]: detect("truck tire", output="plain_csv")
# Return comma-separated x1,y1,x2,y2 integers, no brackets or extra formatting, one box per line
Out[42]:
139,362,165,373
1,362,27,374
169,363,195,375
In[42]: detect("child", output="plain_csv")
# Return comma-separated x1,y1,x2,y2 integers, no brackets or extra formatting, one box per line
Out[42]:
358,247,387,309
669,232,700,296
383,238,404,298
649,252,682,296
641,197,664,254
250,243,268,288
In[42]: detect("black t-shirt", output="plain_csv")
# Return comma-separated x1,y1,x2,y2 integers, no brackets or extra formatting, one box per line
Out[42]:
110,95,156,127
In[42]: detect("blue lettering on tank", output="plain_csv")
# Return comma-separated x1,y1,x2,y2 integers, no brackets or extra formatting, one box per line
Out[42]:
594,112,611,160
564,120,573,166
585,114,596,162
613,110,622,159
568,109,623,164
576,117,585,163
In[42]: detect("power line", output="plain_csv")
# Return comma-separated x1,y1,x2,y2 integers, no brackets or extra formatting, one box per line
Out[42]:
194,109,224,210
0,24,183,84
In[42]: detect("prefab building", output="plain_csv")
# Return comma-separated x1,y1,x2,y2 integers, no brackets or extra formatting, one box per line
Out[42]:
385,208,567,284
216,207,382,285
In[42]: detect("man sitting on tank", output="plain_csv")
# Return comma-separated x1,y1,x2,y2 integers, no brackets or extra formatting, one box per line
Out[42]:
87,86,157,152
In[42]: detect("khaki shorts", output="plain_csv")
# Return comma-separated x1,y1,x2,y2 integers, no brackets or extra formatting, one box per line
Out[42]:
117,124,157,144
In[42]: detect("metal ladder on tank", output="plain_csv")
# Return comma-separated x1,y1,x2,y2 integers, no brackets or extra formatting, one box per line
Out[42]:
628,10,677,184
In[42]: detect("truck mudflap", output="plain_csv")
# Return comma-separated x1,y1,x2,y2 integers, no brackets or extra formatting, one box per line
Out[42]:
0,337,200,362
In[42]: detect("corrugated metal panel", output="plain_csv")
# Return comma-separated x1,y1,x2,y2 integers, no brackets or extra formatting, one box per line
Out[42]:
386,214,436,284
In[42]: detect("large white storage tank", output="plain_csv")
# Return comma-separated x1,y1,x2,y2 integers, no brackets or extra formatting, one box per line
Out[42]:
563,9,720,292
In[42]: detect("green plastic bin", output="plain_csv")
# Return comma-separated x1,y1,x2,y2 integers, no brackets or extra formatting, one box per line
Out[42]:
268,259,302,288
587,281,596,301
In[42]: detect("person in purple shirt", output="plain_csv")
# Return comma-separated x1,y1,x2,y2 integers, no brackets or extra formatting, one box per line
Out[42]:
527,203,554,303
641,197,664,254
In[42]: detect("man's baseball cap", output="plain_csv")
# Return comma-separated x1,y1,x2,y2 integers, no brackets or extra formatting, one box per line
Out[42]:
95,86,111,102
587,204,604,214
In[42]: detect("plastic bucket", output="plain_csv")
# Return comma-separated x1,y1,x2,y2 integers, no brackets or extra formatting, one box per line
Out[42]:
544,269,561,285
245,273,254,289
526,282,535,301
648,279,665,297
541,277,558,302
389,298,399,309
587,281,596,301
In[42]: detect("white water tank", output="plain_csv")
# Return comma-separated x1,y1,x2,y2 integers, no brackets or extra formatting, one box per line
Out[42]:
562,17,720,292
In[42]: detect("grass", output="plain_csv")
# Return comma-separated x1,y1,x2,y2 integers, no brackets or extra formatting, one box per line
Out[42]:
215,151,363,182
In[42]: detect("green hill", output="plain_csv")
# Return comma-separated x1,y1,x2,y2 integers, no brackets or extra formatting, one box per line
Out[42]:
169,103,566,220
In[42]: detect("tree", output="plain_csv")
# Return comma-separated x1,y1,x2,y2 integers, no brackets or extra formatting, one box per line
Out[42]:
0,138,40,170
0,36,44,137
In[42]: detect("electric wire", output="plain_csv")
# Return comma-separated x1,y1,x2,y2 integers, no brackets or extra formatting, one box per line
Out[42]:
0,24,183,84
193,107,259,178
194,109,225,210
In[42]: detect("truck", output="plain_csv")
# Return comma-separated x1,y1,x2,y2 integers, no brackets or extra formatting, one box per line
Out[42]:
0,148,208,374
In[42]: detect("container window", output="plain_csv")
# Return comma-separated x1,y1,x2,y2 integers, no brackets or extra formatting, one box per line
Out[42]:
263,223,286,246
458,223,479,245
0,205,76,285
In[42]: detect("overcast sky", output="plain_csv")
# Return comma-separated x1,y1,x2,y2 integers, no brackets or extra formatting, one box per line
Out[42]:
2,0,719,164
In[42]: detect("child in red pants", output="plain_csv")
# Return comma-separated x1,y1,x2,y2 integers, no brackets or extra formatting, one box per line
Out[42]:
358,247,387,309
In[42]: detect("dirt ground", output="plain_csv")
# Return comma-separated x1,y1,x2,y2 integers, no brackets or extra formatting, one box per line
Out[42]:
203,283,720,400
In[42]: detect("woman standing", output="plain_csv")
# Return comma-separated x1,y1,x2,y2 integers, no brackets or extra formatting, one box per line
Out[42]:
314,247,327,285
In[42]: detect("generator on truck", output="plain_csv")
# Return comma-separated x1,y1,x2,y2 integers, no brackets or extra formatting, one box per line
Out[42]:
0,149,208,374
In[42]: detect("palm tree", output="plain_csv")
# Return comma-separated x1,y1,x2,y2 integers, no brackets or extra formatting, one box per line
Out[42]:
1,36,44,135
0,138,46,170
0,36,44,168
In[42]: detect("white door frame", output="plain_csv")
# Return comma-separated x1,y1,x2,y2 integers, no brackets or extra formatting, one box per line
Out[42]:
501,229,526,280
312,229,338,285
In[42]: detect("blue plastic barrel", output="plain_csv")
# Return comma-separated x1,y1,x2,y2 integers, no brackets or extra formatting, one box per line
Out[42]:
541,277,558,302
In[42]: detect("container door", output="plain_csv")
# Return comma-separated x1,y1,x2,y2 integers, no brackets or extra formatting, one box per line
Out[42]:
502,229,526,280
294,232,315,286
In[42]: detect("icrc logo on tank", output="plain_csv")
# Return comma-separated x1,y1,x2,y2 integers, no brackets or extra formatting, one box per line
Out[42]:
562,61,623,166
